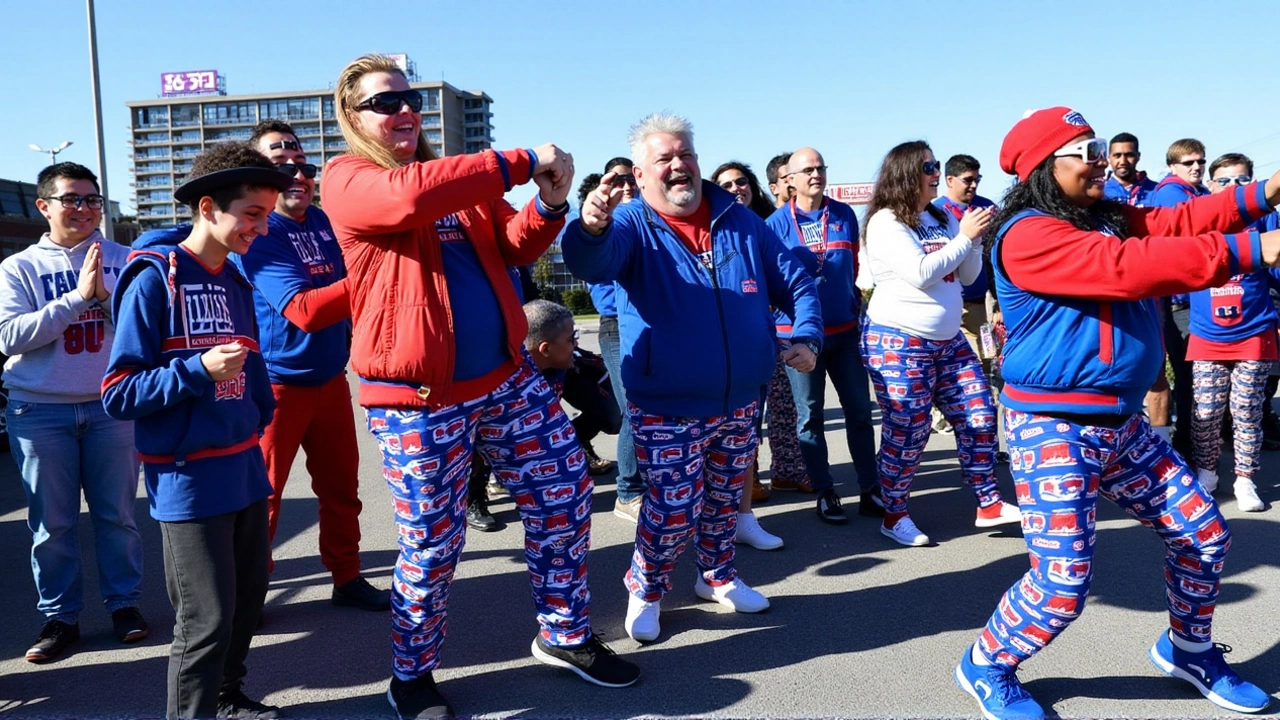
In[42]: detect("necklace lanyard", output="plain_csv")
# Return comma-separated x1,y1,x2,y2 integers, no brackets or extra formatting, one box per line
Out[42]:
791,198,828,279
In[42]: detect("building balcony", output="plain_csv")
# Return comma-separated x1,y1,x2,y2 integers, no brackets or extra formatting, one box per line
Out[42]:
203,117,255,126
134,120,169,129
135,167,171,175
172,119,201,128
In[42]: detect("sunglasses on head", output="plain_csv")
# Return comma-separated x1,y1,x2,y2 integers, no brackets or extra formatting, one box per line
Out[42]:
922,161,943,175
275,162,317,179
719,176,749,190
1176,158,1207,168
1054,137,1109,164
44,193,105,210
1213,174,1252,187
609,174,636,188
267,140,300,151
355,90,424,115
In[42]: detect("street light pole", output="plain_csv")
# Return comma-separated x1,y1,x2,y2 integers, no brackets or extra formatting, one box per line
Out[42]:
86,0,114,240
29,142,73,166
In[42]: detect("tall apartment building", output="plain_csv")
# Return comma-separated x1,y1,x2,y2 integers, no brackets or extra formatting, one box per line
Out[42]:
126,61,493,229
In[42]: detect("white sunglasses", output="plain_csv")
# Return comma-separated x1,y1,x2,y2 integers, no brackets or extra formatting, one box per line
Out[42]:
1054,137,1109,164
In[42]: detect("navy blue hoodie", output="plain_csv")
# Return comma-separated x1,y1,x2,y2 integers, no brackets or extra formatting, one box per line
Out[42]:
102,226,275,521
562,182,823,418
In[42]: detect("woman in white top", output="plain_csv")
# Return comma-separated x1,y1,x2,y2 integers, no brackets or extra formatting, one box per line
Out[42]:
860,140,1020,547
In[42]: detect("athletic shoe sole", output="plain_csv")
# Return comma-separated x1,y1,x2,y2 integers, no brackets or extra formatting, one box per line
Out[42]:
953,663,1003,720
693,582,770,613
737,535,784,551
880,524,929,547
975,513,1023,529
530,639,640,688
612,509,639,523
1148,642,1271,713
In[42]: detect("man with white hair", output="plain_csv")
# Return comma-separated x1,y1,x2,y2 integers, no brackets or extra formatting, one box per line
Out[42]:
562,112,823,643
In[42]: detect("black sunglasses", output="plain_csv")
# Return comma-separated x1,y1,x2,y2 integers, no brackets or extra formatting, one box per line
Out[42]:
275,162,317,179
1175,158,1207,167
610,174,637,188
922,161,943,175
355,90,424,115
719,177,750,189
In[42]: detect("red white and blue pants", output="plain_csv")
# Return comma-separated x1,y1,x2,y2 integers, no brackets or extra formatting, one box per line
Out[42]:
366,360,593,680
625,401,759,601
976,411,1230,668
860,321,1002,514
1191,359,1272,479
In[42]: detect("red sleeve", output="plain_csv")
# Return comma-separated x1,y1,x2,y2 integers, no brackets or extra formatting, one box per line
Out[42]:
490,197,567,267
1001,215,1261,301
1125,181,1271,237
281,278,351,332
319,149,533,237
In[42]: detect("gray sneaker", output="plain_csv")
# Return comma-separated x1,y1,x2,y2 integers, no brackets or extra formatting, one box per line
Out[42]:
613,496,642,523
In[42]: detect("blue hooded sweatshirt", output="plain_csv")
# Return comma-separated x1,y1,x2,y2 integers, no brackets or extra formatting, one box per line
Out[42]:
561,182,823,418
102,225,275,521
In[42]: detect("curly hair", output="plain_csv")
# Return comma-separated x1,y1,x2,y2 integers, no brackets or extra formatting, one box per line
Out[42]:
185,142,278,212
710,161,775,219
862,140,947,235
577,173,603,208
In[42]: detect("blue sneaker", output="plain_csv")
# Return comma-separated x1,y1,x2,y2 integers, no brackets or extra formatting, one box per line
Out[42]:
954,645,1045,720
1149,632,1272,713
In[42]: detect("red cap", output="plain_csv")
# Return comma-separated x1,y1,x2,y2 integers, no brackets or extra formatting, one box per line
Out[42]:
999,107,1094,182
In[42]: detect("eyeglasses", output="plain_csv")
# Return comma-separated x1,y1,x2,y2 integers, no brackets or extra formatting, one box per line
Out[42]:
610,174,636,188
788,165,827,177
719,177,750,190
43,193,105,210
275,162,318,179
1175,158,1207,168
1054,137,1109,164
354,90,424,115
955,174,982,185
922,161,943,175
1213,174,1252,187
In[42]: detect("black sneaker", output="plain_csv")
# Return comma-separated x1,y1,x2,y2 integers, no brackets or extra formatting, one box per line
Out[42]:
112,607,150,643
856,491,885,518
387,673,452,720
530,633,641,688
817,489,848,524
216,688,281,719
332,576,391,612
466,498,499,533
25,619,79,663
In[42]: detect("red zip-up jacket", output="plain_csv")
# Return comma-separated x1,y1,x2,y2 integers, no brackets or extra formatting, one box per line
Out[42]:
320,149,564,408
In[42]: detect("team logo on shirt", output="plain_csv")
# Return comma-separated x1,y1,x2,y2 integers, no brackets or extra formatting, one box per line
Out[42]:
286,231,336,277
741,278,758,293
436,214,467,243
180,283,236,344
214,371,247,401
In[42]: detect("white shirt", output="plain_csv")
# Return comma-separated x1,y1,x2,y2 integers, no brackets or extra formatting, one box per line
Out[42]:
863,208,983,340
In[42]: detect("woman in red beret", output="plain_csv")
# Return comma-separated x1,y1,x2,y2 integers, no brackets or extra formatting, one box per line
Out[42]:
954,107,1280,720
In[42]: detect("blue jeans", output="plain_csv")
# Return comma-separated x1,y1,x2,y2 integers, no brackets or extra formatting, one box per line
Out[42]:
786,327,877,495
8,399,142,622
598,316,642,501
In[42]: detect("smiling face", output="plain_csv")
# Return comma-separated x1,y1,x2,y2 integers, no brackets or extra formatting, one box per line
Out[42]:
920,149,941,204
634,132,701,216
606,162,637,203
1051,133,1108,207
715,168,753,206
36,177,102,246
945,168,980,204
1209,162,1250,195
257,131,313,220
202,187,279,256
352,71,420,164
1170,151,1207,186
1108,142,1140,183
787,148,827,203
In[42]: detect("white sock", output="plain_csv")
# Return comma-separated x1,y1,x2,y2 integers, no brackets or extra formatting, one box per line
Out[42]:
1169,629,1212,654
971,644,992,666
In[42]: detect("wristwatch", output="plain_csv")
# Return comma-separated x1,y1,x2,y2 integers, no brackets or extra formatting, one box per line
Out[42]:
803,340,820,355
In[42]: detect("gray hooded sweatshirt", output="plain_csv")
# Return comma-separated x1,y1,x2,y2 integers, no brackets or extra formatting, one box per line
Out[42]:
0,231,132,403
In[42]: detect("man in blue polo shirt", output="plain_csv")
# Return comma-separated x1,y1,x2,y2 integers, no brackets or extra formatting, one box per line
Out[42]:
234,121,388,612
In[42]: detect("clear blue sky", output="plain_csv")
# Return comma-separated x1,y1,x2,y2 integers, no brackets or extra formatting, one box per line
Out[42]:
3,0,1279,214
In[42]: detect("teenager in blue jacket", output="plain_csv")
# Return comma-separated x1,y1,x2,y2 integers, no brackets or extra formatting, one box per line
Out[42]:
954,107,1280,720
562,112,821,644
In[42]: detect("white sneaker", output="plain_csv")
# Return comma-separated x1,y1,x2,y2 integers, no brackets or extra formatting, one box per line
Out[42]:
693,575,770,613
736,511,784,550
881,515,930,546
974,501,1023,528
1235,477,1265,512
1197,468,1220,495
624,593,661,642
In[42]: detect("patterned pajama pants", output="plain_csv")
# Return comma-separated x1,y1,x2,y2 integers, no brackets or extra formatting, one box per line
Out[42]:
764,355,807,483
977,411,1230,668
861,322,1002,514
1191,359,1272,479
625,401,759,602
367,360,593,680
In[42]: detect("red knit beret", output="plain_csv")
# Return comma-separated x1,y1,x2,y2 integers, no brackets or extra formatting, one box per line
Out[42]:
999,107,1094,182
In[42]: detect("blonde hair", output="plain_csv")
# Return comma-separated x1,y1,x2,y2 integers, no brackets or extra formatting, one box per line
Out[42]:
334,54,437,169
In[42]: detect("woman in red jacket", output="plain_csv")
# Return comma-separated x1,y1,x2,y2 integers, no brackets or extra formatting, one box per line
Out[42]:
320,54,639,719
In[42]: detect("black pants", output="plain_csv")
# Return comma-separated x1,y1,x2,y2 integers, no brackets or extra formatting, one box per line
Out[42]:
562,357,622,443
160,500,270,719
1165,304,1193,448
